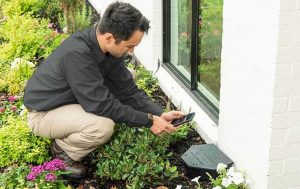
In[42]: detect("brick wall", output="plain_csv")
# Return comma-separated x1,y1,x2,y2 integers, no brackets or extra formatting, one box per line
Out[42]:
268,0,300,188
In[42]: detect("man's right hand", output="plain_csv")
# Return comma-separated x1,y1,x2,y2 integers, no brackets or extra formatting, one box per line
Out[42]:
150,115,176,136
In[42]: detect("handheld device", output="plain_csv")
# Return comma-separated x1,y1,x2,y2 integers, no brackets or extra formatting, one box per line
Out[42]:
171,112,195,127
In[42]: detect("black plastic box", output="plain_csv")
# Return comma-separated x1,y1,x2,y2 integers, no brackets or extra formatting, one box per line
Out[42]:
181,144,234,181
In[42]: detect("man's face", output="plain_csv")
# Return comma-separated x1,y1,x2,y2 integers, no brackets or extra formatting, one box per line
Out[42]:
107,30,144,57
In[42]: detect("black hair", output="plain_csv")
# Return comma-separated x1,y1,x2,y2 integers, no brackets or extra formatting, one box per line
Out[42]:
97,1,150,44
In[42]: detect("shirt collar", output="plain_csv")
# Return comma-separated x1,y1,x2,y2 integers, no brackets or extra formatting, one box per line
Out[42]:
89,27,106,63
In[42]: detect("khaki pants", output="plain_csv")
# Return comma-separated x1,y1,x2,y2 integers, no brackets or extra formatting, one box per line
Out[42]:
27,104,115,161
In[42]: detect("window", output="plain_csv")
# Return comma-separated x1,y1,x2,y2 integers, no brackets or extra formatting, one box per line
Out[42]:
163,0,223,121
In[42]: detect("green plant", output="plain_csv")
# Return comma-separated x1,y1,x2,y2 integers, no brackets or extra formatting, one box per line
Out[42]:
0,59,34,95
59,2,92,33
0,114,51,167
135,65,159,96
0,13,68,64
208,163,249,189
0,95,24,126
95,123,191,188
0,164,31,188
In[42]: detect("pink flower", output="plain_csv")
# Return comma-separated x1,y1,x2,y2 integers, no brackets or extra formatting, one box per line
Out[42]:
10,105,17,111
26,173,36,181
43,159,65,171
45,173,57,182
0,107,5,113
7,96,17,103
48,23,54,28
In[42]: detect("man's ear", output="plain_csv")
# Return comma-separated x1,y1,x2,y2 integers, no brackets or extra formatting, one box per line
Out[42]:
103,33,114,44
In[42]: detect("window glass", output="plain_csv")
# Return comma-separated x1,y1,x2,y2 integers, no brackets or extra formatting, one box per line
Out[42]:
198,0,223,107
170,0,192,79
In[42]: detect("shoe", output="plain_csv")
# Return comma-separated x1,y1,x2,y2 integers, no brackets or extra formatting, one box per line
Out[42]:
50,140,87,179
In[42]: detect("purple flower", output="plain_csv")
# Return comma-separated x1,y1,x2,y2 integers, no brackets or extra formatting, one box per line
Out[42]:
45,173,57,182
0,107,5,113
26,173,36,181
43,159,66,171
7,96,16,103
30,165,44,176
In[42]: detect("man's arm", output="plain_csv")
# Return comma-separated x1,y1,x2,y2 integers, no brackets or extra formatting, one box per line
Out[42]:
106,59,163,116
62,50,150,126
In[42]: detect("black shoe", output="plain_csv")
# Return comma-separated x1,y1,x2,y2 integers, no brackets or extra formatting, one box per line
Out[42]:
50,141,87,179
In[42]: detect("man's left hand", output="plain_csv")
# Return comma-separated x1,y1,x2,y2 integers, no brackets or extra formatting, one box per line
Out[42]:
161,110,184,122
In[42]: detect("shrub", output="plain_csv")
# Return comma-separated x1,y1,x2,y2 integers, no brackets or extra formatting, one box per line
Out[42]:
0,59,34,95
0,13,68,64
135,66,159,96
0,95,24,126
95,123,191,188
0,114,51,167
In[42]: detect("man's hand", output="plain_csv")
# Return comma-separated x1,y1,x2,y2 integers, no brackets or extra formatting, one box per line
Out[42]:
150,115,176,136
161,110,184,122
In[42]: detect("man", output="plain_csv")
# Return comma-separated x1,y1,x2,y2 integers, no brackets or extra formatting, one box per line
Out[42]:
24,1,183,179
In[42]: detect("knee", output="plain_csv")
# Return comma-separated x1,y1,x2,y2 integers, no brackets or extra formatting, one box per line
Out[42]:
81,117,115,145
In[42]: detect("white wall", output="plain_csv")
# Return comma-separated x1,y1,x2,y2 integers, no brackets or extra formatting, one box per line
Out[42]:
219,0,300,188
268,0,300,188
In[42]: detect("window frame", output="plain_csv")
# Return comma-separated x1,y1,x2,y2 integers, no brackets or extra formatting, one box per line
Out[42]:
162,0,219,123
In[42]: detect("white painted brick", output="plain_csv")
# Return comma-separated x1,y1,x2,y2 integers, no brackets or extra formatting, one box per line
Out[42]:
275,64,291,80
296,48,300,63
280,0,297,11
277,47,295,64
291,64,300,80
272,114,290,129
289,144,300,158
279,31,293,47
274,80,290,97
294,28,300,47
288,96,300,111
270,144,300,161
269,161,283,175
270,145,291,160
291,81,300,95
287,128,300,143
268,175,285,188
284,159,300,174
297,0,300,9
280,12,296,30
272,112,300,128
284,173,300,187
273,97,289,113
271,130,287,145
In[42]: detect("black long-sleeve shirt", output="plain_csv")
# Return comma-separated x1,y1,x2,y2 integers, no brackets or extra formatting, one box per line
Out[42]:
24,28,163,126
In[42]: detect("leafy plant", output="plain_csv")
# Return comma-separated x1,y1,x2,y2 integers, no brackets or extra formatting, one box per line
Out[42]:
0,59,34,95
208,163,249,189
0,164,31,188
0,13,68,64
58,0,93,34
95,123,191,188
0,114,51,167
0,95,24,126
135,65,159,97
